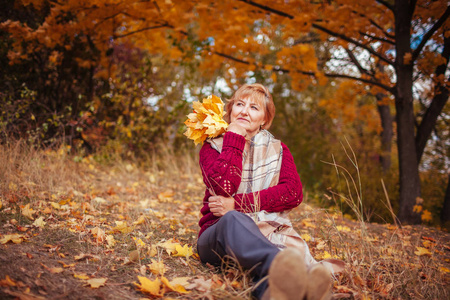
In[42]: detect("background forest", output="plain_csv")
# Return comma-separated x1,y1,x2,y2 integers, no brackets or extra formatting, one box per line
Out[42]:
1,1,450,299
1,0,448,227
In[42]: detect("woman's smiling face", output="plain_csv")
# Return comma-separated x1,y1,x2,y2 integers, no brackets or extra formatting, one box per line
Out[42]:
230,97,266,139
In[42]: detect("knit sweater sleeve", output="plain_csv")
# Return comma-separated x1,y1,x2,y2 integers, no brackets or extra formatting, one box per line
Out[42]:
199,131,246,197
233,143,303,212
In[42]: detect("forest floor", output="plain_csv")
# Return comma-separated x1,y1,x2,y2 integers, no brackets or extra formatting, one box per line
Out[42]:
1,143,449,299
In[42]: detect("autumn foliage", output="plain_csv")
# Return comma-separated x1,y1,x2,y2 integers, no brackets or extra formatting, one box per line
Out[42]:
0,1,449,298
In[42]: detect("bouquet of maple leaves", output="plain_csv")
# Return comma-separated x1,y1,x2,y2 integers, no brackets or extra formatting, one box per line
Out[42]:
184,95,228,145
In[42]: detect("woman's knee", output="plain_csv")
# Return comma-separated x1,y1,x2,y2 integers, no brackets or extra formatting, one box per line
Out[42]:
218,210,244,227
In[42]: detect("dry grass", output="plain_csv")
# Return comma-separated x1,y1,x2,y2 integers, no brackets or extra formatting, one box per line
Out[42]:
0,140,449,299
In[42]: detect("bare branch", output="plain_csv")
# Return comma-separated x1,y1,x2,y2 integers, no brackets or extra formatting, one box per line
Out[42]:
412,6,450,62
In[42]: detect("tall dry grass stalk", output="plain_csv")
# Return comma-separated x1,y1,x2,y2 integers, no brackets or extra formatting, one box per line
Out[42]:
0,140,83,201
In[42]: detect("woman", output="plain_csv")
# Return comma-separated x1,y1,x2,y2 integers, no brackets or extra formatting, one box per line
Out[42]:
197,84,332,300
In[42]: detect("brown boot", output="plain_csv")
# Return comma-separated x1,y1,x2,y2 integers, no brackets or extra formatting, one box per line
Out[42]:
306,264,332,300
268,248,307,300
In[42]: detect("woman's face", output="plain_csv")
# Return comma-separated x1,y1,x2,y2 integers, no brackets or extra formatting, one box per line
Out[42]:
230,96,266,139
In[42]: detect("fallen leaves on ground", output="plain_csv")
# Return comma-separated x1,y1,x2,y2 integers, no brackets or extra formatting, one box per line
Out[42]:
0,234,26,244
1,148,449,300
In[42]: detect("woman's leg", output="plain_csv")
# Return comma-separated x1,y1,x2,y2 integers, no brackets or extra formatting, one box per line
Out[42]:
197,210,280,298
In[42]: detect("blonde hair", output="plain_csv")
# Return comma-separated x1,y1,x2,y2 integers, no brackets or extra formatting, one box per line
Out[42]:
224,83,275,129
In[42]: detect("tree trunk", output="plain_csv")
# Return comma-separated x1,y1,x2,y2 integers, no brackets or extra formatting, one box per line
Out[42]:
441,173,450,227
415,36,450,163
395,0,421,224
376,94,393,172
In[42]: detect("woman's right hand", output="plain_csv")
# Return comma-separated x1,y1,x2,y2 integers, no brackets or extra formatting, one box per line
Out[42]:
227,122,247,137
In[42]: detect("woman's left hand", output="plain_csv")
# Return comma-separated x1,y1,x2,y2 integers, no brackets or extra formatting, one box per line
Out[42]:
208,195,235,217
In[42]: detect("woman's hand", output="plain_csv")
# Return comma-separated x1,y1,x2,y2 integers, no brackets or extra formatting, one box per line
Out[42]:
208,195,235,217
227,122,247,137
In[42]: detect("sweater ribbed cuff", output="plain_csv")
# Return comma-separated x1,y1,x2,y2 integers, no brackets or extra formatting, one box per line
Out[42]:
223,131,246,150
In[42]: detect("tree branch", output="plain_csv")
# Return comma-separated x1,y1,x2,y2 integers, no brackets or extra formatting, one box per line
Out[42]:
351,9,395,40
240,0,394,66
213,51,394,93
359,31,395,45
238,0,294,19
313,23,394,66
213,51,251,65
345,47,375,78
412,6,450,62
375,0,394,11
325,73,394,93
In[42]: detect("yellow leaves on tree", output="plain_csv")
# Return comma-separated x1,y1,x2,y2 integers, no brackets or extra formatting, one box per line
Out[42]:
184,95,228,145
319,80,381,134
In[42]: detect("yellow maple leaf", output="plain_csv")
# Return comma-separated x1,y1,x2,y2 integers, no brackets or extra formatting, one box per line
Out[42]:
301,233,311,242
0,234,25,244
133,215,146,225
414,247,432,256
184,95,228,145
134,276,163,297
50,202,60,209
157,239,178,255
148,259,167,275
74,273,90,280
33,216,46,228
21,204,34,220
173,244,194,258
439,266,450,273
113,221,134,233
86,278,107,288
161,276,190,294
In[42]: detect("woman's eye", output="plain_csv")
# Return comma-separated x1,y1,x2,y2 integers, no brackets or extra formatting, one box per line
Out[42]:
252,106,259,110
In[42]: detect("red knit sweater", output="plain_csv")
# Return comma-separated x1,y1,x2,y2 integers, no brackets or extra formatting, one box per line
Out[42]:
198,131,303,237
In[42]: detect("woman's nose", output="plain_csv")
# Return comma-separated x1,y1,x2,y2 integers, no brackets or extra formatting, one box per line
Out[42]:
241,105,249,115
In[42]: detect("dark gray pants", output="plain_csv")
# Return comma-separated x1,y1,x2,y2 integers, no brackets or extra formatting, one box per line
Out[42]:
197,211,280,299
